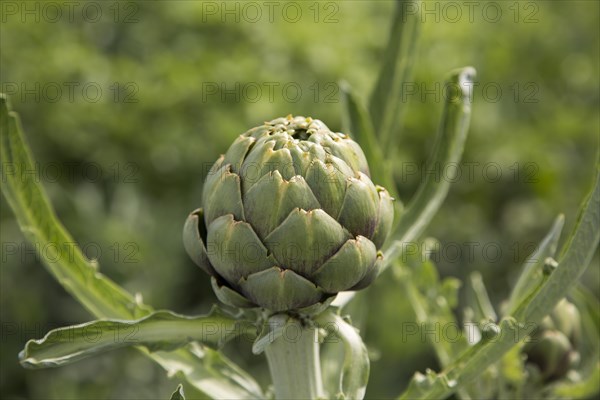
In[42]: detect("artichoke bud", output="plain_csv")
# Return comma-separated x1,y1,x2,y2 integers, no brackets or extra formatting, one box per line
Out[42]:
524,299,581,381
184,116,394,313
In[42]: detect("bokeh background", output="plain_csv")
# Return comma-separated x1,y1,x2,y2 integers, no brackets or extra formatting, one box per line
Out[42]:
1,1,598,398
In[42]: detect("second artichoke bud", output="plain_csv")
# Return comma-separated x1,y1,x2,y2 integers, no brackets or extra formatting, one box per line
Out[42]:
184,115,394,312
523,299,581,382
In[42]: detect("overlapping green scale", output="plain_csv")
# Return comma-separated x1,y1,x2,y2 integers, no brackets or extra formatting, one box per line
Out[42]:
351,253,384,290
314,132,370,176
203,166,244,226
305,158,349,218
265,209,351,277
337,172,380,239
243,171,320,239
201,155,225,207
288,145,312,176
206,215,277,283
222,135,255,173
183,208,215,276
371,187,394,248
239,141,295,193
239,267,324,312
312,236,376,293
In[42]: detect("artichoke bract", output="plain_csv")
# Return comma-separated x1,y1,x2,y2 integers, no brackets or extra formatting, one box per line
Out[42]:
184,115,394,312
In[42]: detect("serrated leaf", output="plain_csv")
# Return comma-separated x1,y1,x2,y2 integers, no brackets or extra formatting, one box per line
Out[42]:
369,0,421,149
0,94,265,399
152,344,264,400
384,67,476,271
317,311,370,400
20,309,255,368
398,166,600,400
0,94,150,320
170,384,186,400
394,258,468,368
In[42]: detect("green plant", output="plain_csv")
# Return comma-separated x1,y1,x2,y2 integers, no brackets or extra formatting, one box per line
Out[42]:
1,1,599,399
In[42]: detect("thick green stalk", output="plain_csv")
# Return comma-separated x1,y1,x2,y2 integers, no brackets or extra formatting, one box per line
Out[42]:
264,316,324,400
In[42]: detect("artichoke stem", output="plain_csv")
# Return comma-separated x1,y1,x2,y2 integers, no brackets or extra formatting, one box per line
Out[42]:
264,316,325,400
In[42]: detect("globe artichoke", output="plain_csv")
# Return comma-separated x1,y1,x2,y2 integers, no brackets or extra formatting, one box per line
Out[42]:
524,299,581,381
184,115,394,312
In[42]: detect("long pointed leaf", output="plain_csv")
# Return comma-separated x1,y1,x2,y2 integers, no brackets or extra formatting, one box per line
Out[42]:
340,81,393,192
505,215,564,315
369,0,421,149
20,309,255,368
386,67,475,267
0,94,149,320
0,94,264,399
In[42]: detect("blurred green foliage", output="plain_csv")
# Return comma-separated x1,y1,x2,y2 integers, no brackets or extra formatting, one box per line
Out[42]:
1,1,598,399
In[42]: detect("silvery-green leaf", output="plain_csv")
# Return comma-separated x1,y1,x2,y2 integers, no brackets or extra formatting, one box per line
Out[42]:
0,94,151,320
0,95,264,399
20,309,256,368
384,67,475,271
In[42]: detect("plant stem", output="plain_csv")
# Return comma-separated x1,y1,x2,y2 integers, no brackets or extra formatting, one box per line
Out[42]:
264,315,324,399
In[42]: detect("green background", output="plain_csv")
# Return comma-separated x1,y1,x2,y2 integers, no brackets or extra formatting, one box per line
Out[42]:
1,1,598,398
